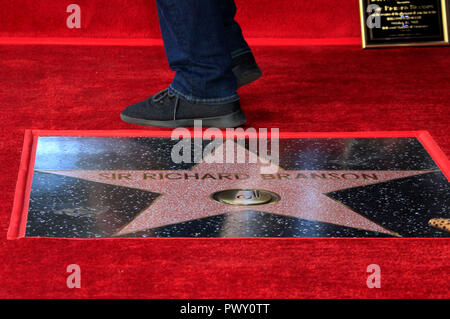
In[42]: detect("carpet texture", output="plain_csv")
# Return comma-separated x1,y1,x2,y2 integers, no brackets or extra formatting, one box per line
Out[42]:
0,0,360,39
0,43,449,298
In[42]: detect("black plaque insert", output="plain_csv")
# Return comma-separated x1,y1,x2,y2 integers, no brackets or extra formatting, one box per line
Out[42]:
19,136,450,238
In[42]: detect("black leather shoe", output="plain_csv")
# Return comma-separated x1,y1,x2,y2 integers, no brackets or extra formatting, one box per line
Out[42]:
232,52,262,88
121,88,247,128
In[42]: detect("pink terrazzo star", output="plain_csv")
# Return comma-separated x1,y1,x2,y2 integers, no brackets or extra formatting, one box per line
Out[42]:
38,140,433,236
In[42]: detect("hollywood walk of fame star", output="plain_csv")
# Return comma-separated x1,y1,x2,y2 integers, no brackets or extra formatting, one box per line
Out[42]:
36,140,433,237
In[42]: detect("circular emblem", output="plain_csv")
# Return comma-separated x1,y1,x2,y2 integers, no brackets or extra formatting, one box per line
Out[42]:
211,189,280,206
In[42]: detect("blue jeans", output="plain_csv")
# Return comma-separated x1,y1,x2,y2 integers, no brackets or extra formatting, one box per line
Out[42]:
155,0,251,105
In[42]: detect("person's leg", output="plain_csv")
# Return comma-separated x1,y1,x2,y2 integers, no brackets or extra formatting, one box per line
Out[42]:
219,0,251,59
219,0,262,88
121,0,247,128
156,0,237,104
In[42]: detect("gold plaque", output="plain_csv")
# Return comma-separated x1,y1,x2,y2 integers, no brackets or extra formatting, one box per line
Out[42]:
359,0,449,48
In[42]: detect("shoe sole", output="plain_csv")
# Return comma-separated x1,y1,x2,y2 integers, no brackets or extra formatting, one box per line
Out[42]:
234,64,263,88
120,109,247,128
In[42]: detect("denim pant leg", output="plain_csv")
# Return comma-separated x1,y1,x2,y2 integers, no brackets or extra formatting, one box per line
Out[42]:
155,0,238,105
219,0,252,58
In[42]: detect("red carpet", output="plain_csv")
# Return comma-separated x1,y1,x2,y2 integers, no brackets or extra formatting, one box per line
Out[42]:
1,0,360,39
1,44,448,148
0,0,449,298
